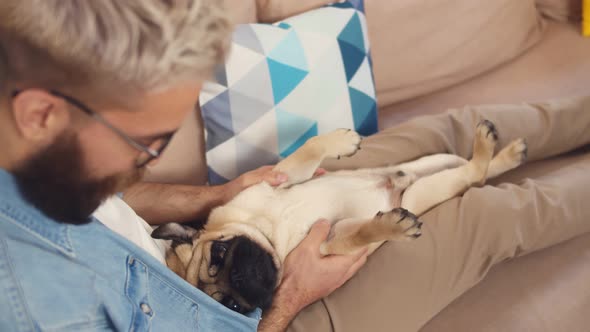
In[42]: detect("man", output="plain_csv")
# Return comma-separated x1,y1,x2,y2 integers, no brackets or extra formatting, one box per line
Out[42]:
0,1,366,331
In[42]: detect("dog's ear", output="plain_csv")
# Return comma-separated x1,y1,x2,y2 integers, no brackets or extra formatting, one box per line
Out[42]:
151,223,199,245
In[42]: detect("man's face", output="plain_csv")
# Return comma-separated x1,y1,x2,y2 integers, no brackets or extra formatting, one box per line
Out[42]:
10,83,201,224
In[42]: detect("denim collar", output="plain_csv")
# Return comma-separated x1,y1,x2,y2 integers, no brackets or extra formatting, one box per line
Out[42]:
0,168,75,257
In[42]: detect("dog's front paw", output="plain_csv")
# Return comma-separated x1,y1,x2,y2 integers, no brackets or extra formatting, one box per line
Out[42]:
316,128,362,159
374,208,422,240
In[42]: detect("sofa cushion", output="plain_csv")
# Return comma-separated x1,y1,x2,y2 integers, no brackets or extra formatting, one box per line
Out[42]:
200,0,377,184
143,108,208,186
225,0,337,24
144,0,551,186
224,0,257,24
377,21,590,128
368,0,546,107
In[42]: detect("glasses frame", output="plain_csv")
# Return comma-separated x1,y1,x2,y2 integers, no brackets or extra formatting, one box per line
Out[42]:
12,89,172,168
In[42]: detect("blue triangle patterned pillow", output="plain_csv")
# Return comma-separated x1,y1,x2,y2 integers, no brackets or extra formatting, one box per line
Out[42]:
200,0,377,184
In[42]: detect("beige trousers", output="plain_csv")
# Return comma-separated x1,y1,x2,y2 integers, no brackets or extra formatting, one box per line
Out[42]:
288,96,590,332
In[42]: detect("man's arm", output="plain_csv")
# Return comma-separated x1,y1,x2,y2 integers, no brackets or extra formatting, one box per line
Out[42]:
123,166,288,225
258,220,368,332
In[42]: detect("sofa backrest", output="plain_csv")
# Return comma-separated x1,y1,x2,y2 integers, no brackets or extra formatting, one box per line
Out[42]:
145,0,582,186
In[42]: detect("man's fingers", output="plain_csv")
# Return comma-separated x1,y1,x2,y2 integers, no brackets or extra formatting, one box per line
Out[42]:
303,220,331,248
324,247,367,266
352,247,369,261
320,247,368,290
264,171,288,186
341,249,368,283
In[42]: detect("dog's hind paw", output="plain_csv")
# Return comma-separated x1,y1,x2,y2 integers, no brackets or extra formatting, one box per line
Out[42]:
477,119,499,143
488,138,528,176
503,138,527,165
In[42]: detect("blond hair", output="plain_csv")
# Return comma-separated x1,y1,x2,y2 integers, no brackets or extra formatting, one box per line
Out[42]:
0,0,231,106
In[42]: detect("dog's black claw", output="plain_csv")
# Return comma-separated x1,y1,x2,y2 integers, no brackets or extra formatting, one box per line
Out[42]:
480,119,498,141
394,208,410,217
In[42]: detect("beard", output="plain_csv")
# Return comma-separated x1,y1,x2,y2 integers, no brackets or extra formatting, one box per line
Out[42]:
13,131,145,225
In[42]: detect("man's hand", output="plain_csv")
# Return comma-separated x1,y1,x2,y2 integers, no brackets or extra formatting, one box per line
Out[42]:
279,220,368,310
258,220,368,332
223,166,287,203
124,166,325,225
223,166,326,204
235,165,289,188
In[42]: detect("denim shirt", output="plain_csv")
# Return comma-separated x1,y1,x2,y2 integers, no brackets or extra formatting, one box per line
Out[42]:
0,169,261,331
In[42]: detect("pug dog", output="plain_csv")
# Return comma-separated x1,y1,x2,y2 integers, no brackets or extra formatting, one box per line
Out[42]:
152,120,527,314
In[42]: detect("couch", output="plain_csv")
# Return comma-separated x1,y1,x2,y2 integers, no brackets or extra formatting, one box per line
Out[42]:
146,0,590,330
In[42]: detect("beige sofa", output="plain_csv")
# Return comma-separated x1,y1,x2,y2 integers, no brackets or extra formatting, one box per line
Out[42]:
146,0,590,330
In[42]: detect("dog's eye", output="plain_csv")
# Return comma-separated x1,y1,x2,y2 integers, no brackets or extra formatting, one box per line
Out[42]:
222,296,242,313
211,241,228,265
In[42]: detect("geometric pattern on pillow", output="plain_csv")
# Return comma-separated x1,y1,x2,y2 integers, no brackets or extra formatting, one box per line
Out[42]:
200,0,377,184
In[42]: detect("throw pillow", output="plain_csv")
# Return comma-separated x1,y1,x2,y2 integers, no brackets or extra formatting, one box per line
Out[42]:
200,0,377,184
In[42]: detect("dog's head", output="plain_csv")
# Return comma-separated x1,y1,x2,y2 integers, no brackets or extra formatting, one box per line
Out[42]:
152,222,280,314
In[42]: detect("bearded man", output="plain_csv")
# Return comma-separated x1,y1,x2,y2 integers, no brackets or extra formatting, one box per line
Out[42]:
0,1,366,331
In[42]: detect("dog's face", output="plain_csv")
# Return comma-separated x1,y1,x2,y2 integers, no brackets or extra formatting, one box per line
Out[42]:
152,223,278,314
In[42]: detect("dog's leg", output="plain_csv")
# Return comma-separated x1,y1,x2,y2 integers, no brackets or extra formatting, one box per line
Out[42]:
390,136,526,186
401,120,498,216
331,154,468,190
320,208,422,255
336,139,525,190
333,154,468,177
273,129,362,188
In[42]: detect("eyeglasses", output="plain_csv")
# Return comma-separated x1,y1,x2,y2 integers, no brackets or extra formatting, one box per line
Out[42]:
12,90,173,168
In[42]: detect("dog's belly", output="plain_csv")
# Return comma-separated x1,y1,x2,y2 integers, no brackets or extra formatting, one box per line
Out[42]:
282,175,396,218
272,174,400,258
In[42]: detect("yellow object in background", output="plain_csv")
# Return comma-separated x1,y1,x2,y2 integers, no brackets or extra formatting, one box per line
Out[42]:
584,0,590,36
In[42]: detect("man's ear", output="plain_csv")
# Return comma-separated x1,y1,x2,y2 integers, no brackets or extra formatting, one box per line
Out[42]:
152,223,199,246
11,89,70,143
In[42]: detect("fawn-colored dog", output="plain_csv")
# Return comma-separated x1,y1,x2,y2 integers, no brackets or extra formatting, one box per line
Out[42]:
153,120,527,314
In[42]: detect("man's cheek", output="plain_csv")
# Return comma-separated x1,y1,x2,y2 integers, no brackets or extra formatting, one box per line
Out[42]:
112,168,145,192
78,132,137,178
